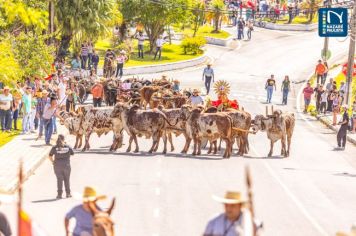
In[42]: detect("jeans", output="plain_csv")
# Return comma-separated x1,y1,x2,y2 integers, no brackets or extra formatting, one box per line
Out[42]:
22,112,31,133
322,73,327,85
116,63,124,78
337,127,347,148
138,45,144,58
30,109,36,131
237,28,243,39
93,98,102,107
53,116,57,133
54,164,71,195
320,102,327,114
154,47,162,60
316,74,323,84
38,117,45,136
0,109,12,131
266,86,274,103
247,29,252,40
282,89,289,105
13,109,19,130
204,76,213,94
44,118,53,144
81,55,88,69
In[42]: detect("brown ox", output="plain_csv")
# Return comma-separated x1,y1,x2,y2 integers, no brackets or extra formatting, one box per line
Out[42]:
111,103,177,154
253,109,295,157
139,86,161,109
181,106,233,158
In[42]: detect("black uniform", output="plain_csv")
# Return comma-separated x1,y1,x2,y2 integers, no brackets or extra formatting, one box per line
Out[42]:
49,144,74,197
0,212,11,236
337,111,349,148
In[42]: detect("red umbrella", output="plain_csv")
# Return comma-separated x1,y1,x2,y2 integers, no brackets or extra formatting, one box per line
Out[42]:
342,60,356,77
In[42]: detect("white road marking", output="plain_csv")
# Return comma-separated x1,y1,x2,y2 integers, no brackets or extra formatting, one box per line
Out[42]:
155,187,161,196
251,147,329,236
154,208,160,218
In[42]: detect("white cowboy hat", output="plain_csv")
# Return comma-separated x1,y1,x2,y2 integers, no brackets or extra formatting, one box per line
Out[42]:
212,191,246,204
120,50,126,54
73,186,106,202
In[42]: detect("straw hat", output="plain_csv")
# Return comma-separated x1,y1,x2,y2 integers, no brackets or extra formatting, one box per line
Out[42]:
212,191,246,204
193,88,200,94
3,86,10,90
74,186,106,202
336,225,356,236
120,50,126,55
42,90,49,95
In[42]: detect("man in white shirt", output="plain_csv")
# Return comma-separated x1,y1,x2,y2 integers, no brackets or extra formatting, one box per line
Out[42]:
202,64,215,95
154,35,165,60
203,191,258,236
190,89,204,107
136,32,145,58
0,86,13,132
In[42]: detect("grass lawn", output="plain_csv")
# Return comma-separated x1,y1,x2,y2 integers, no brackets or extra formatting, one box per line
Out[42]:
263,14,318,24
0,119,22,148
95,39,202,68
174,25,230,39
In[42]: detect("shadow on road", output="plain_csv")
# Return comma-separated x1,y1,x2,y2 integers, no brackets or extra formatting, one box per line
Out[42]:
32,198,59,203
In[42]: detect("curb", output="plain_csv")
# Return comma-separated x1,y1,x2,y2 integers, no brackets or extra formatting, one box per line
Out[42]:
316,115,356,145
255,22,318,31
98,54,208,76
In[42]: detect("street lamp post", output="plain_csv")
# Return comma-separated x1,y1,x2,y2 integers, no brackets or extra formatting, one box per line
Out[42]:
322,0,331,61
345,3,356,106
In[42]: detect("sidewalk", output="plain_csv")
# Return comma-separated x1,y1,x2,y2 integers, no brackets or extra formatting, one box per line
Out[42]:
0,124,67,194
306,62,356,146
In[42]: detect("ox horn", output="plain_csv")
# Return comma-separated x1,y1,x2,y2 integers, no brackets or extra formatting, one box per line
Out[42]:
265,106,268,116
271,105,274,114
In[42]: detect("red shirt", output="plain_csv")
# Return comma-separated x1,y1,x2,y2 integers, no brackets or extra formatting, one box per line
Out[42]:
303,87,314,99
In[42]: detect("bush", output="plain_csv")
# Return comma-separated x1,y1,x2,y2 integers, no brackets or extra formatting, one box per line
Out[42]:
180,36,206,55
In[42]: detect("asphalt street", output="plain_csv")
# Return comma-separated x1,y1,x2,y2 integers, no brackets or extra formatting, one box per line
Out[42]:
2,27,356,236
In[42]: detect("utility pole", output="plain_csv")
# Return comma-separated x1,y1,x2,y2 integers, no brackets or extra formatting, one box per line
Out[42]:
345,2,356,106
48,0,55,45
322,0,331,61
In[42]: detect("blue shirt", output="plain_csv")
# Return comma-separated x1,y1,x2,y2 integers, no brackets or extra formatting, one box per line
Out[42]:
71,59,81,70
22,93,31,114
66,205,93,235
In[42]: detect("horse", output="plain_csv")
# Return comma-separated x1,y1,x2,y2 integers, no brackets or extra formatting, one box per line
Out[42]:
88,198,116,236
104,57,115,78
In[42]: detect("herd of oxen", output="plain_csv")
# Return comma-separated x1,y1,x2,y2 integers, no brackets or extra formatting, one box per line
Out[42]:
59,77,296,158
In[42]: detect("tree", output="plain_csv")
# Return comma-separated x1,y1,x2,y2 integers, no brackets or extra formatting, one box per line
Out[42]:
0,0,48,35
55,0,116,58
120,0,190,53
209,0,225,33
0,37,22,84
300,0,322,23
191,0,206,37
12,32,55,78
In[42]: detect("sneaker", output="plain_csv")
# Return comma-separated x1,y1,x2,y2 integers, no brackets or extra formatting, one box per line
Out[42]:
56,195,62,199
66,194,72,198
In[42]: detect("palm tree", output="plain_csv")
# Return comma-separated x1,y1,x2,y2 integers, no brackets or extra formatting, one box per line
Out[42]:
210,0,225,33
55,0,114,58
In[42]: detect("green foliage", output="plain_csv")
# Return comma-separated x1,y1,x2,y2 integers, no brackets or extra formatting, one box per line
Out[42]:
180,36,206,55
12,32,55,78
55,0,116,57
0,37,22,84
120,0,191,52
0,0,48,34
208,0,226,32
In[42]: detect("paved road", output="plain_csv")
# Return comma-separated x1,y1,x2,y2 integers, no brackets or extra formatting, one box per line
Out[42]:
2,28,356,236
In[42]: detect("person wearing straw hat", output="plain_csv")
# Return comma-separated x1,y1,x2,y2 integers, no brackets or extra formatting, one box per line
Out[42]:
65,186,106,236
336,104,350,150
190,89,204,108
203,191,255,236
0,86,13,132
202,63,215,95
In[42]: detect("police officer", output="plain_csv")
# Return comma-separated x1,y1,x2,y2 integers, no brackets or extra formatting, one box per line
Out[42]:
49,134,74,199
337,104,350,150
